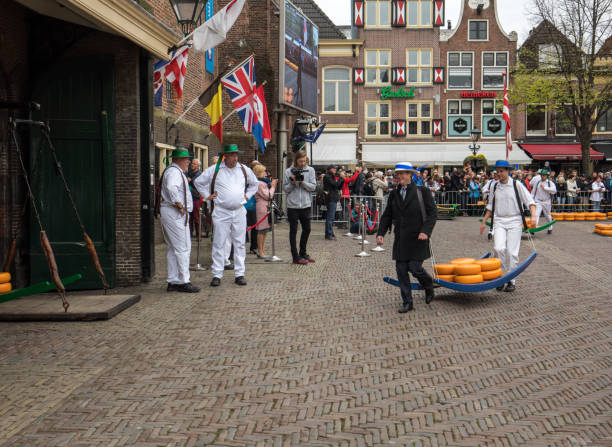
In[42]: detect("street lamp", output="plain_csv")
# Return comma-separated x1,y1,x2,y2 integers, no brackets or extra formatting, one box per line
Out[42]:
469,127,481,156
169,0,206,35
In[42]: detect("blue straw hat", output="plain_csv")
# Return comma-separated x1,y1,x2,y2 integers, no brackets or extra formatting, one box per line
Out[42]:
395,162,417,172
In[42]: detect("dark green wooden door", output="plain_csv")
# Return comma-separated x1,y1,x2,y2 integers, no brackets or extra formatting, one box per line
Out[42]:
29,58,115,289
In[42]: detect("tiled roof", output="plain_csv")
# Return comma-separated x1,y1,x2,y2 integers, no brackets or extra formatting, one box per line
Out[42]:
290,0,346,40
598,35,612,56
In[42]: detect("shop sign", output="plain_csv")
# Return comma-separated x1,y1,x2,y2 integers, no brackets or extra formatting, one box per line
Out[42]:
487,117,502,133
453,118,468,133
380,86,416,100
460,91,497,98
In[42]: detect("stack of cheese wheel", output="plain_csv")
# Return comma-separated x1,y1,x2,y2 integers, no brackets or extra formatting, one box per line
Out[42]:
608,212,612,219
553,212,564,221
564,212,575,221
575,212,586,221
586,212,598,221
433,263,456,282
450,258,483,284
594,223,612,236
475,258,503,281
594,212,607,221
0,272,11,294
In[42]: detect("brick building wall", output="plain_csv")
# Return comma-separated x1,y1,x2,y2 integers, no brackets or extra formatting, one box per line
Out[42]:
439,0,523,142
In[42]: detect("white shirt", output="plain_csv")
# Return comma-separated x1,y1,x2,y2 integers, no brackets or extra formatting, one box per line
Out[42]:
590,181,604,201
482,179,497,197
194,162,259,210
531,177,557,202
161,163,193,212
486,178,535,218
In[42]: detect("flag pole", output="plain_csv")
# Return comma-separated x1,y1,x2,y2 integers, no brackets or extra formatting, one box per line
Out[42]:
169,72,226,129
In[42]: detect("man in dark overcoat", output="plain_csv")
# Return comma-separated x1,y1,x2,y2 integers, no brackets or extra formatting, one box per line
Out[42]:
376,162,437,313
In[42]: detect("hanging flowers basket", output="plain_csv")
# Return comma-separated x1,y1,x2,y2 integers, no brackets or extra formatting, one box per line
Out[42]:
464,154,488,171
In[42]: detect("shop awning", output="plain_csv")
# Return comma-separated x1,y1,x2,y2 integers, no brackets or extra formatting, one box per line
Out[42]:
311,129,357,166
361,142,532,167
519,144,605,161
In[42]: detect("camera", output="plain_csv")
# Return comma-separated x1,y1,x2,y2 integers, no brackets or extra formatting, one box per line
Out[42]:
291,167,307,182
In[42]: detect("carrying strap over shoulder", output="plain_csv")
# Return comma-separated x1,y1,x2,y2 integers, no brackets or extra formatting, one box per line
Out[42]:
416,186,427,225
490,180,527,229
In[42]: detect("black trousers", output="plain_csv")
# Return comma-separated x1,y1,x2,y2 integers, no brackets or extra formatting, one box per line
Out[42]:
395,260,433,305
246,209,257,251
287,207,311,260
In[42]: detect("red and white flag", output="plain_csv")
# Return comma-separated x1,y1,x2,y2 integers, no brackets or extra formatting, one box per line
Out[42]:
502,72,513,159
164,45,189,98
192,0,246,53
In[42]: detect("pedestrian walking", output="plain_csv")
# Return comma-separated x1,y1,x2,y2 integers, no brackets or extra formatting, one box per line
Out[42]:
480,161,536,293
376,162,437,313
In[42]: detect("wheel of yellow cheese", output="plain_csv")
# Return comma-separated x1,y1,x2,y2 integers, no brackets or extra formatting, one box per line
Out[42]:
0,282,11,294
597,229,612,236
475,258,502,271
0,272,10,284
434,264,455,275
586,216,597,221
575,213,586,221
595,224,612,230
434,274,455,282
481,268,503,281
453,274,484,284
450,258,476,266
555,214,565,221
454,264,482,275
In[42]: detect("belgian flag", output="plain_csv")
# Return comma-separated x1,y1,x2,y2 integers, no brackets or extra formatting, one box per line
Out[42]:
199,78,223,142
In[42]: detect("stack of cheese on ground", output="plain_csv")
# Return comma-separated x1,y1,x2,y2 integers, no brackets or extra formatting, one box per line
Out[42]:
594,223,612,236
0,272,11,294
553,212,608,221
433,258,503,283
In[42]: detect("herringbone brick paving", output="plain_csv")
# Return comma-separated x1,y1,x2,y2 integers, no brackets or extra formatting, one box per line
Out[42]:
0,218,610,447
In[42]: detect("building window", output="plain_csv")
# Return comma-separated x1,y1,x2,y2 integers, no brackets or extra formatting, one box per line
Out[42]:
596,103,612,132
165,80,174,100
406,101,432,136
539,44,559,69
482,52,508,89
323,67,351,113
407,1,431,27
482,99,506,138
554,105,575,136
406,49,432,84
365,0,390,27
526,104,547,136
365,49,391,85
366,101,391,136
468,20,488,41
448,52,473,89
447,99,473,138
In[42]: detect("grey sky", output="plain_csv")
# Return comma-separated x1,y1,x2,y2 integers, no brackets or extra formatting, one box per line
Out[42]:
312,0,538,44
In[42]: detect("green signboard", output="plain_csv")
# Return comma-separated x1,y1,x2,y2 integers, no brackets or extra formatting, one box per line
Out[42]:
380,86,415,100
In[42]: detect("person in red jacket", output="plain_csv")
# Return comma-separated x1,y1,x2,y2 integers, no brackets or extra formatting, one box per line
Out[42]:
339,168,359,229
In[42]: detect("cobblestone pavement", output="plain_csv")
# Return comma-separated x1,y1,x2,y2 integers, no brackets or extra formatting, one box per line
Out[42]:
0,218,611,447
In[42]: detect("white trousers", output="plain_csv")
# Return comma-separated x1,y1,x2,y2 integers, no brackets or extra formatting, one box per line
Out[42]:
161,207,191,284
535,200,553,230
493,216,523,285
212,206,246,278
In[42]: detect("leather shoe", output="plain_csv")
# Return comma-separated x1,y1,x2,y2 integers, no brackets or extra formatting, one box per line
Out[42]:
504,282,516,292
547,229,553,235
398,302,414,313
224,264,234,270
167,283,179,292
293,257,308,265
235,276,247,286
210,277,221,287
496,285,505,291
425,288,434,304
174,283,200,293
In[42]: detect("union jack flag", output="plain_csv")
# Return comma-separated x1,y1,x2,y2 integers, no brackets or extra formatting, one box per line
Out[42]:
221,56,258,134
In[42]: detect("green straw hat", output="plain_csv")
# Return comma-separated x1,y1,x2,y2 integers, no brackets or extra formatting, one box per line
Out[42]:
171,148,191,158
220,144,243,154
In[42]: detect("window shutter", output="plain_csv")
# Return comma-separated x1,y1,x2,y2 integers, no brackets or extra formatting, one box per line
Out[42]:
392,120,406,137
354,1,364,27
433,67,445,84
392,1,406,27
392,67,406,85
353,67,365,85
434,0,444,27
433,119,443,136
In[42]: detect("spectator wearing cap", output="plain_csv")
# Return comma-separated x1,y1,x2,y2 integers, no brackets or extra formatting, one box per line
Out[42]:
323,164,343,240
376,162,437,313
